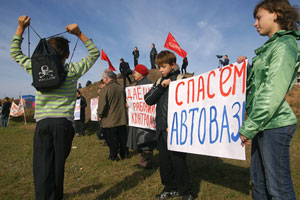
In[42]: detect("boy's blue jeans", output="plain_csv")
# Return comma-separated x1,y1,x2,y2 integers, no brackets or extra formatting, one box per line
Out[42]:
251,124,296,200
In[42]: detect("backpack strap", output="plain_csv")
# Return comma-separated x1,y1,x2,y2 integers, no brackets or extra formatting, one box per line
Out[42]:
68,37,79,65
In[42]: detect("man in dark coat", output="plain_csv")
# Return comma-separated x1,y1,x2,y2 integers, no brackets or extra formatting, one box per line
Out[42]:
132,46,139,67
150,43,157,69
1,97,11,127
97,69,128,161
74,90,87,136
127,64,156,169
181,56,188,74
119,58,132,88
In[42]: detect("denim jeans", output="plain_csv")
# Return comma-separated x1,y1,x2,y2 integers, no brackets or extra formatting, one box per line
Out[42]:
251,124,296,200
1,115,8,127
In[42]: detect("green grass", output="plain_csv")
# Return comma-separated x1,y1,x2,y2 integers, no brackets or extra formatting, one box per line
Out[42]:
0,122,299,199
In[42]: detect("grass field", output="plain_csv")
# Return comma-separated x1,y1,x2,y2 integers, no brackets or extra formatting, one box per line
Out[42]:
0,121,299,200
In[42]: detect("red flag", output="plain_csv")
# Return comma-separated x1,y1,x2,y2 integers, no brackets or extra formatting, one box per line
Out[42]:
101,49,116,71
164,32,187,58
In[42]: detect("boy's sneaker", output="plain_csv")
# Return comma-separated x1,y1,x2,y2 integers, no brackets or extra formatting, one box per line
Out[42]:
182,194,194,200
155,190,180,199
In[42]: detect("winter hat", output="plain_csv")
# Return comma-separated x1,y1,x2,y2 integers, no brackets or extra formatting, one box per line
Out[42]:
134,64,149,76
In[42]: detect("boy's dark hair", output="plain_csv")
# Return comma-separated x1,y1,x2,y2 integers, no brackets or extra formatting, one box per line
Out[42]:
99,79,104,84
120,58,124,62
77,89,81,95
47,37,70,58
155,50,176,68
254,0,300,31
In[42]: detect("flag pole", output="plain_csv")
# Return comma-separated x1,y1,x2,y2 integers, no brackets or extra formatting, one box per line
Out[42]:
7,101,12,127
100,59,102,81
21,96,27,125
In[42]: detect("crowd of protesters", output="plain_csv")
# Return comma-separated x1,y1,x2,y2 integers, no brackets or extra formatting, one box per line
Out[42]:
6,0,300,199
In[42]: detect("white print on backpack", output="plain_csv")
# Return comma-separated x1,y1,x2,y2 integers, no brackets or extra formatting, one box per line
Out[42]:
38,65,55,81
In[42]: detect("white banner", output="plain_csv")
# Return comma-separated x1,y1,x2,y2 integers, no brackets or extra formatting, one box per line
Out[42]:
74,99,81,120
168,61,247,160
126,84,156,130
90,98,99,121
10,101,24,117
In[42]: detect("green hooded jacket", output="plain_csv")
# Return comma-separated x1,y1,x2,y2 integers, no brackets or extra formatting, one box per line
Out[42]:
239,30,300,139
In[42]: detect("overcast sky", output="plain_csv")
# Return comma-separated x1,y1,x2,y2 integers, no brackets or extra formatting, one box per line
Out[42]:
1,0,300,98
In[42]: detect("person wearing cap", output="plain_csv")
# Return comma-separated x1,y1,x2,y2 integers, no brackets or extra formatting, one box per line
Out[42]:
127,64,156,169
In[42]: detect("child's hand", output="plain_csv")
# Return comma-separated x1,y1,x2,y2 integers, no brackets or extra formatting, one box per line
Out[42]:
161,79,171,87
18,15,30,29
66,24,81,36
239,133,250,147
16,15,30,36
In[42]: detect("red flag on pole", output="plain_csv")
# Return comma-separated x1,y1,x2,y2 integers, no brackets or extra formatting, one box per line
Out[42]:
164,32,187,58
101,49,116,71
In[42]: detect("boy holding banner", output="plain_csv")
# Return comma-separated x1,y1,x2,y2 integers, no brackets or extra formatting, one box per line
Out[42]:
145,51,193,200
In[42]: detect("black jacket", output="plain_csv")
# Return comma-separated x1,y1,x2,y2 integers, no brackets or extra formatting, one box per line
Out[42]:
150,47,157,59
144,70,180,131
76,95,87,122
220,58,229,66
2,101,11,117
182,57,188,68
119,62,131,75
132,50,139,59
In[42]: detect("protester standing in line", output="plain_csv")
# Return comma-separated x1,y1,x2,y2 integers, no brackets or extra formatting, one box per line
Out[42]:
97,69,128,161
238,1,300,199
96,79,106,141
127,64,156,169
1,97,11,127
10,15,100,199
181,56,188,74
119,58,132,88
145,51,193,200
150,43,157,69
74,90,87,137
132,46,139,67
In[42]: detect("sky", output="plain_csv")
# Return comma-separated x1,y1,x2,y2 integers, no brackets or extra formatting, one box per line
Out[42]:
1,0,300,98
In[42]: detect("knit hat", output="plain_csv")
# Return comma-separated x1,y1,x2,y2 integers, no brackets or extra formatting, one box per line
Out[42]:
134,64,149,76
